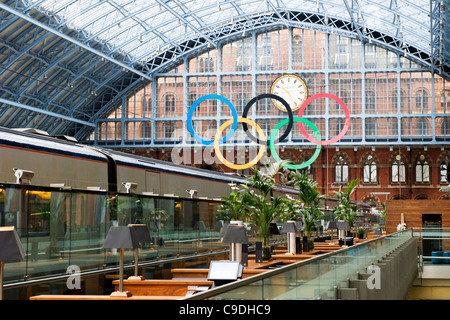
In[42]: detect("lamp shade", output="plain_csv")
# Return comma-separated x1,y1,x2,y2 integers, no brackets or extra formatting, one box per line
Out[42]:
269,223,280,235
219,222,230,238
295,221,303,230
128,224,151,243
337,221,350,230
222,225,248,244
103,226,140,249
195,221,207,231
280,221,297,233
0,227,24,261
326,221,338,230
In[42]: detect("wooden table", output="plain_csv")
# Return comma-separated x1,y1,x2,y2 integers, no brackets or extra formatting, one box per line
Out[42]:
112,279,213,296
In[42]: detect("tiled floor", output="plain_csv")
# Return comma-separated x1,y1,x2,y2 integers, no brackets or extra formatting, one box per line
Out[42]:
422,265,450,279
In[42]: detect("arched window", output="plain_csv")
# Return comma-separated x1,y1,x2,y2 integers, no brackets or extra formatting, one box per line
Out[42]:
365,91,376,113
189,92,198,115
415,88,429,113
164,93,175,113
257,34,273,71
415,154,430,183
392,89,404,112
298,154,314,177
363,155,377,183
145,97,151,114
335,155,349,183
362,196,378,208
164,121,175,139
292,34,302,64
442,118,450,136
392,156,406,183
199,57,215,72
236,92,249,112
441,155,450,183
142,122,151,139
416,118,429,136
365,118,377,137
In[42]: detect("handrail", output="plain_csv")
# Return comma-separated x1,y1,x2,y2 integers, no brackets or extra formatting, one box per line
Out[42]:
412,227,450,282
184,229,413,300
4,249,229,290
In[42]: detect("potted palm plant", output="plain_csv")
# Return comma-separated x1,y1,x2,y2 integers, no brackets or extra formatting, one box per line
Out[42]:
244,162,288,260
292,171,324,251
332,178,360,237
217,183,251,223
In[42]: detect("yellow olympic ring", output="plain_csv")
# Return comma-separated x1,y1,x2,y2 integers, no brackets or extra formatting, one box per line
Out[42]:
214,118,266,170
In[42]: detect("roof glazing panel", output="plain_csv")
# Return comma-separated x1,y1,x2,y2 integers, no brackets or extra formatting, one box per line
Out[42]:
26,0,438,66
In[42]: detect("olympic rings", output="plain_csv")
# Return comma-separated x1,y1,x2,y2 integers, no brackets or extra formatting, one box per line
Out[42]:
241,93,293,146
187,94,238,145
297,93,350,146
214,118,266,170
270,117,321,170
186,91,350,170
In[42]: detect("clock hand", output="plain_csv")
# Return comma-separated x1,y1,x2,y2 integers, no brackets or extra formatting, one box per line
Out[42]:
281,87,295,108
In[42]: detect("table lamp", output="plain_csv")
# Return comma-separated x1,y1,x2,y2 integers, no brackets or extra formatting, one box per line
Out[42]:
103,226,140,297
222,224,248,263
269,222,280,235
280,221,297,255
128,224,151,280
337,221,350,247
0,227,24,300
326,221,338,245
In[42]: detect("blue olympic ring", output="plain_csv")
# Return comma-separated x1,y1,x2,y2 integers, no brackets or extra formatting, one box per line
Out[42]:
187,94,238,145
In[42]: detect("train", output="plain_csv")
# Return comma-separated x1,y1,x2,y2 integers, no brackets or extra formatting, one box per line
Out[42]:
0,126,298,199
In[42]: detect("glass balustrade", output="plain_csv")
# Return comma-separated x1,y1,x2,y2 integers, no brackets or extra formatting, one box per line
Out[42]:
0,184,228,286
186,229,414,300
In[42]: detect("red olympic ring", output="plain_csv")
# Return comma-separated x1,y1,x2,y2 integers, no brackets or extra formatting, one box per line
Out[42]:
297,93,350,146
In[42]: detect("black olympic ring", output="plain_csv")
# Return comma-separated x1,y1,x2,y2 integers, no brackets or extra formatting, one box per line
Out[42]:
241,93,294,146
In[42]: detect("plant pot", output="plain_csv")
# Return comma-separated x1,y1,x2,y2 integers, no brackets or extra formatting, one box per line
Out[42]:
358,233,365,239
302,236,309,252
308,239,314,250
262,246,272,261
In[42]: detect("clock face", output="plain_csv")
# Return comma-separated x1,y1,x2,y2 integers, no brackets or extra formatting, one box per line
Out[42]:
270,74,307,112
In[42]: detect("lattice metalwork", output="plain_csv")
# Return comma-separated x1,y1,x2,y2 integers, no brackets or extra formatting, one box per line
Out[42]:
91,27,450,149
0,0,448,140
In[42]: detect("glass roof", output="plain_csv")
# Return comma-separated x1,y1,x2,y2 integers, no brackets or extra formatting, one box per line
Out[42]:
0,0,447,139
27,0,440,65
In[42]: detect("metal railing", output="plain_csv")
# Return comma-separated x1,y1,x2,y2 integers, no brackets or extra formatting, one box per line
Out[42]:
412,227,450,279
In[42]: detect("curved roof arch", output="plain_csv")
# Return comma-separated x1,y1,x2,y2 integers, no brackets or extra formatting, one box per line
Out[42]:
0,0,448,140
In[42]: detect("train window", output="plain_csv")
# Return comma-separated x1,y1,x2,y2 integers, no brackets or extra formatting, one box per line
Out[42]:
28,190,51,235
0,184,231,285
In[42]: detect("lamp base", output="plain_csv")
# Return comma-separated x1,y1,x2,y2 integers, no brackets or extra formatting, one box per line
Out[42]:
110,291,132,297
127,276,145,281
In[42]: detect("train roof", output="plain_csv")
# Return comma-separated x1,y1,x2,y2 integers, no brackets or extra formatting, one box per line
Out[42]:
0,126,108,162
104,149,301,195
0,126,299,195
107,148,249,184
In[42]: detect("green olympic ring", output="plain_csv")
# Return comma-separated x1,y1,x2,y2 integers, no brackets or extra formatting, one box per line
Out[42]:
269,117,322,170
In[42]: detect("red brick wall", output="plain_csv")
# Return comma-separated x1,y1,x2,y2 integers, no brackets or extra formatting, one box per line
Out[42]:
128,145,450,221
